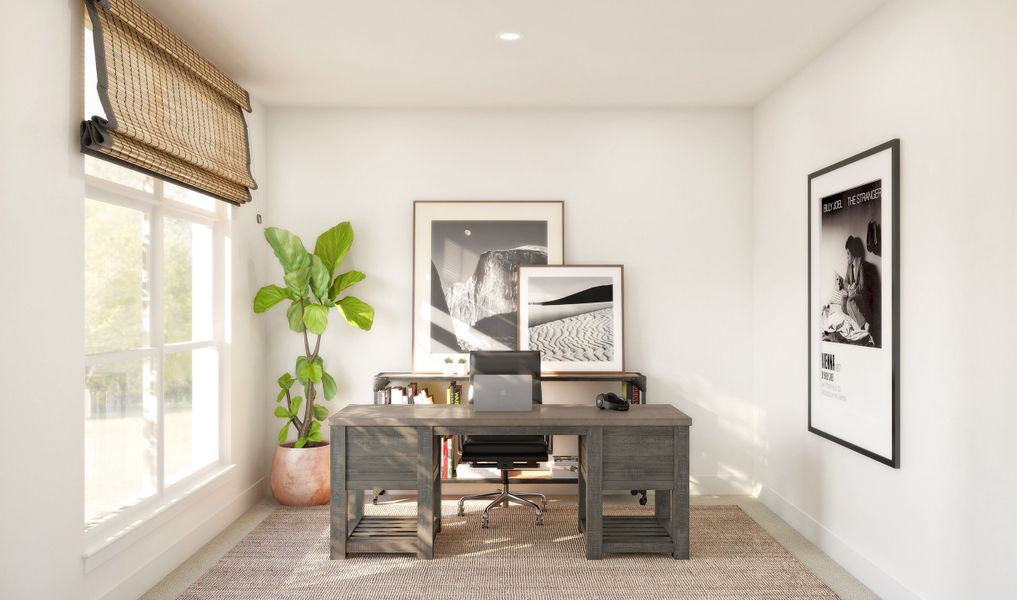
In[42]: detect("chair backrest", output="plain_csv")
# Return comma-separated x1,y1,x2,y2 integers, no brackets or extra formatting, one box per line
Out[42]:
469,351,542,404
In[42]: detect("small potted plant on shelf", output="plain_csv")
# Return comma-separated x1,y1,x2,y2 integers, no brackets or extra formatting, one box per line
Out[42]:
443,356,455,377
455,357,468,376
253,222,374,506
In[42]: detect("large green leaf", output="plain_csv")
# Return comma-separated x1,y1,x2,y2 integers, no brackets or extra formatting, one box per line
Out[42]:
296,356,310,383
284,266,310,297
336,296,375,330
264,227,310,273
308,431,322,443
309,255,331,301
294,437,308,449
309,421,321,435
291,396,303,415
296,356,323,384
273,406,290,418
330,270,366,299
313,404,329,421
286,301,305,332
308,361,323,383
253,285,288,313
303,304,329,335
321,371,337,400
276,389,286,403
278,423,289,444
314,222,354,276
277,372,294,390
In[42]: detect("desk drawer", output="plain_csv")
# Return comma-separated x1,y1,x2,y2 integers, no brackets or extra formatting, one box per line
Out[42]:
345,426,418,489
602,426,674,489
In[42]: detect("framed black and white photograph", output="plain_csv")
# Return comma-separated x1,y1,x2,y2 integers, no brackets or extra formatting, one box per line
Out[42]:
809,139,900,467
517,265,624,373
413,201,564,372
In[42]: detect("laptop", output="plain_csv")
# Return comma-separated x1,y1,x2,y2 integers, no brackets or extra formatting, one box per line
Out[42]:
469,350,542,404
470,374,534,412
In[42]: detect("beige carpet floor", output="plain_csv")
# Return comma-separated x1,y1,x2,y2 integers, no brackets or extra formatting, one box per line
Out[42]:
181,500,838,599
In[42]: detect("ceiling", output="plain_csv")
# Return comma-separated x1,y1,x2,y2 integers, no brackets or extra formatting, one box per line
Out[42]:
139,0,886,108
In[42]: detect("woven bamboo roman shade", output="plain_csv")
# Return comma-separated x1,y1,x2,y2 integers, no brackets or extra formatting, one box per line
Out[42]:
80,0,257,205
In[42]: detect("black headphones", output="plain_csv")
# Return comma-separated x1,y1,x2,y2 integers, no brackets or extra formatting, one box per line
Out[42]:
596,392,630,411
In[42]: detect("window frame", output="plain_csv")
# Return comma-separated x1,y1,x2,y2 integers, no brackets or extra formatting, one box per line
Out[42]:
83,163,231,541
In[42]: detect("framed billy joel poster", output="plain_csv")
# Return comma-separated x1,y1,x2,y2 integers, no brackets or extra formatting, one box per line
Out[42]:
808,140,900,468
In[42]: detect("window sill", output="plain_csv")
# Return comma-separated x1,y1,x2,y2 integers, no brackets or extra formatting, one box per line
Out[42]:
83,463,237,573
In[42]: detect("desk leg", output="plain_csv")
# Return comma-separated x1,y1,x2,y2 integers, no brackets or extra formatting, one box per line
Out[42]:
349,489,364,535
672,426,690,559
416,427,435,559
584,427,603,560
655,489,672,532
329,425,347,559
577,435,586,533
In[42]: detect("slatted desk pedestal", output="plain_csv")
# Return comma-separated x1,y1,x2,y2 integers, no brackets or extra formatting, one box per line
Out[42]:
330,426,441,559
579,425,690,559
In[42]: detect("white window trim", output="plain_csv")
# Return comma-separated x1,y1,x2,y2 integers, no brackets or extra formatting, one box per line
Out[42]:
83,169,233,559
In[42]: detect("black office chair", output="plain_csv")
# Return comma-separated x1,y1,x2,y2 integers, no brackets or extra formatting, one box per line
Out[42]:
457,351,549,528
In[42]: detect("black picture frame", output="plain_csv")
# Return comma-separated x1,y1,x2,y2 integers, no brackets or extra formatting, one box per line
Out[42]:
411,200,565,372
807,139,900,468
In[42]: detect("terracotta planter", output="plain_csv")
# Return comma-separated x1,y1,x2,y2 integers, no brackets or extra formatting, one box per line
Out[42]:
270,442,330,506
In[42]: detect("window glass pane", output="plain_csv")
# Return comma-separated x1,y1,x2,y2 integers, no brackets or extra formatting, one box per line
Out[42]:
85,156,155,193
84,357,157,527
164,348,219,483
164,182,216,212
85,198,149,354
164,217,213,343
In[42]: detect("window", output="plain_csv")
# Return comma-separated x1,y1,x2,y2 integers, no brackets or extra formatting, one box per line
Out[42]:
84,159,230,530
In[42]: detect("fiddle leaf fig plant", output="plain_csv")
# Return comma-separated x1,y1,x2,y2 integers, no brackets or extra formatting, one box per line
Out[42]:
254,222,374,448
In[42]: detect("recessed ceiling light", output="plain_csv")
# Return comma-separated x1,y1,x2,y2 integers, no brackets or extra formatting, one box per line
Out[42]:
498,32,522,41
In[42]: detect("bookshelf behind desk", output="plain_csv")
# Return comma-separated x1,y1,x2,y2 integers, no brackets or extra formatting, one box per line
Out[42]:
369,371,649,503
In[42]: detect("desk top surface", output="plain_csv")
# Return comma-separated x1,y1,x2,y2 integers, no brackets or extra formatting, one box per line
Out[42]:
329,403,692,427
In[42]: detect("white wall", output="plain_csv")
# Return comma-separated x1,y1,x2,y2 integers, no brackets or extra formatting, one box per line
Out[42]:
264,108,757,495
752,1,1017,598
0,2,271,598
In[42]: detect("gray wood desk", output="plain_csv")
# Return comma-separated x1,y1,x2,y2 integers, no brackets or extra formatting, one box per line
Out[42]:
329,403,691,560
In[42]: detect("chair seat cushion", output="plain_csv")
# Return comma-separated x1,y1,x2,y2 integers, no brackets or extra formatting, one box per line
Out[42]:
462,435,548,459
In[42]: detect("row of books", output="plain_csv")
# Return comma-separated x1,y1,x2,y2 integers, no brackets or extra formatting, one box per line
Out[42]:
622,381,644,404
375,381,465,405
440,436,457,479
374,382,432,405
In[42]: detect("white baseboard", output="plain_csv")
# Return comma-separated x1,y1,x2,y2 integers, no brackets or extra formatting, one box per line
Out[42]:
758,484,922,600
690,474,757,496
98,476,267,600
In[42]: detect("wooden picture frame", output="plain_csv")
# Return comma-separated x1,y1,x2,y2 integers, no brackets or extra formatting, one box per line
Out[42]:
808,140,900,468
517,264,624,373
412,201,564,372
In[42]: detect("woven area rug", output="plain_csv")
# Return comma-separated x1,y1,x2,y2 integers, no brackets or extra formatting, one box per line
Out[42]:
182,501,837,599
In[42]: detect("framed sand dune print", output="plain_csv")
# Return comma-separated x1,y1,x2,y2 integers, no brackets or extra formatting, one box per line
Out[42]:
412,201,564,372
517,265,624,373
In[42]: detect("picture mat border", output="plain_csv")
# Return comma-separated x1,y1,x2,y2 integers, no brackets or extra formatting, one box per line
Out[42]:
807,139,900,468
411,200,565,372
516,264,625,373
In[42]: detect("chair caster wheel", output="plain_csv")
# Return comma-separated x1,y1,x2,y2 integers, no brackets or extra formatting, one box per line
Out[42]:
639,496,647,506
481,518,489,529
457,504,465,516
631,490,639,496
536,514,544,526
